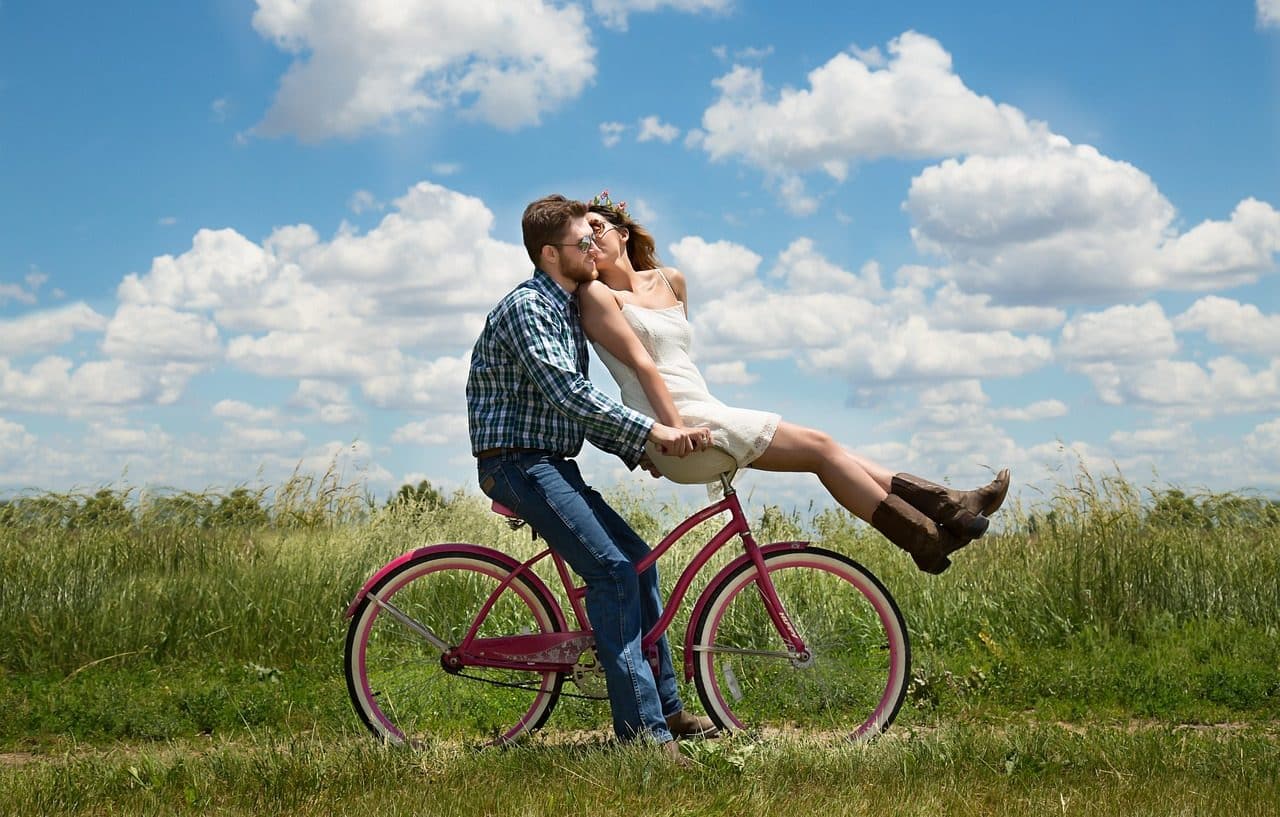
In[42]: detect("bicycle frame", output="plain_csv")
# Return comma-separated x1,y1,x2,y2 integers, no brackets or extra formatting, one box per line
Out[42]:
348,479,815,683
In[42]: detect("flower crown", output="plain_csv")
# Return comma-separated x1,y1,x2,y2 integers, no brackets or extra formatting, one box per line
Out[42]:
589,189,628,218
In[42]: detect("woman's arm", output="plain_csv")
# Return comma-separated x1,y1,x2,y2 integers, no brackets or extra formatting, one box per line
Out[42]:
578,281,685,428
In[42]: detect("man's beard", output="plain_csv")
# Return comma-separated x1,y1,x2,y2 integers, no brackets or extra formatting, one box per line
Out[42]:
563,258,598,285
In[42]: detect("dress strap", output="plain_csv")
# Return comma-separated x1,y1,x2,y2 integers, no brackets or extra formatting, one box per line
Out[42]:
655,267,678,300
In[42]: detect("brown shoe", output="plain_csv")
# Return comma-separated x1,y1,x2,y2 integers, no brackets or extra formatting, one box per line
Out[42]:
870,494,966,575
890,473,989,540
666,710,719,739
971,469,1011,517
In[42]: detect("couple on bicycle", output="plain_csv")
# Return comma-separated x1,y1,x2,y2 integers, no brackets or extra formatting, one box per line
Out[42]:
465,193,1010,760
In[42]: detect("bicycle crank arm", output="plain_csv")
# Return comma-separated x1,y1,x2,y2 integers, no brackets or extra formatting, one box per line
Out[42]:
366,589,449,652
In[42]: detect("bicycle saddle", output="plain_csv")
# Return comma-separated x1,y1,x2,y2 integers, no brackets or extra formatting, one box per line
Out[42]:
644,442,738,485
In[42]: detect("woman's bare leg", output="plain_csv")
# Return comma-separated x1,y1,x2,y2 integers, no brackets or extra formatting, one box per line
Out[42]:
748,422,886,520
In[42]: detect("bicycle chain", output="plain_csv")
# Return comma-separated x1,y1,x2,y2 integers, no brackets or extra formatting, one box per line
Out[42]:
454,670,607,701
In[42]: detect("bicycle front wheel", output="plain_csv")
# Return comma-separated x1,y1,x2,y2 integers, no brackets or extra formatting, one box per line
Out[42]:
691,547,909,741
344,548,564,746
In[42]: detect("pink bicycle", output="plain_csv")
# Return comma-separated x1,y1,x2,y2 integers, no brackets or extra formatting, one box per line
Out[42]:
344,460,910,746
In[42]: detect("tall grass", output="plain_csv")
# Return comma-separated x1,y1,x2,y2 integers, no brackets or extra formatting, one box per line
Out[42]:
2,466,1277,714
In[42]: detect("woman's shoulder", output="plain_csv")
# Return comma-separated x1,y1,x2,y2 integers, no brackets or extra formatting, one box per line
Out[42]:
656,266,687,301
578,279,625,311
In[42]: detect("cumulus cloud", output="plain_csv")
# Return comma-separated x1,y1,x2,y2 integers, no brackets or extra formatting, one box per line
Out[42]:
1259,0,1280,28
120,182,525,391
591,0,731,31
704,360,757,385
600,121,627,147
291,379,359,424
102,304,221,363
637,115,680,143
252,0,596,139
1174,296,1280,356
0,303,108,357
391,413,468,446
699,31,1050,175
670,235,1054,385
1075,357,1280,416
0,356,199,414
907,146,1280,302
1057,302,1178,364
213,399,279,424
667,235,763,305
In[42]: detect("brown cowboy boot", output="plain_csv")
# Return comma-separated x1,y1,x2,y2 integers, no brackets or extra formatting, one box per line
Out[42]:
666,710,719,739
870,494,965,575
891,469,1011,538
890,474,990,540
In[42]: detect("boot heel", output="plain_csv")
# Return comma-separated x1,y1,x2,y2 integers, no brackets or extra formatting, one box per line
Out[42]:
961,513,989,539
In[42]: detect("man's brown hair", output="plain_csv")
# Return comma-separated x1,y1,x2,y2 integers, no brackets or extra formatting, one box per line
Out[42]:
522,194,588,266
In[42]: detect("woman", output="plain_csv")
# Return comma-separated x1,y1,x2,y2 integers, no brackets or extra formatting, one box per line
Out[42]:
577,193,1010,574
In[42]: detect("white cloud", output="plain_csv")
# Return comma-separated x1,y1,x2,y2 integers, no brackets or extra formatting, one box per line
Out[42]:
0,303,108,357
667,236,763,306
704,360,757,385
0,357,199,414
674,235,1053,385
252,0,596,139
362,354,471,410
0,284,32,306
906,145,1280,303
637,115,680,144
1058,302,1177,364
101,303,221,363
1110,423,1193,454
1259,0,1280,28
348,190,381,214
226,425,309,453
1077,357,1280,416
699,31,1050,175
1244,417,1280,456
994,400,1069,422
929,283,1066,332
213,399,279,424
1174,296,1280,356
769,239,883,297
591,0,731,31
291,379,359,424
0,418,36,469
88,422,174,454
391,413,468,446
600,121,626,148
120,181,526,390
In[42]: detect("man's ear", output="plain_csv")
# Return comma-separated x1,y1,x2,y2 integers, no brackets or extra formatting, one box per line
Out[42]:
539,244,558,270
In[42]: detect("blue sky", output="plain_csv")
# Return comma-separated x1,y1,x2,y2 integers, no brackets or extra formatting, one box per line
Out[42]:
1,0,1278,508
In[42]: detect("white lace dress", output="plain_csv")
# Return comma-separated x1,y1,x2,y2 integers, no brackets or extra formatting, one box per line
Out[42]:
592,302,780,469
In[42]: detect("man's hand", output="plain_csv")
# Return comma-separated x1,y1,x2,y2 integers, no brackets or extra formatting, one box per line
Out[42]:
637,453,662,479
648,423,713,458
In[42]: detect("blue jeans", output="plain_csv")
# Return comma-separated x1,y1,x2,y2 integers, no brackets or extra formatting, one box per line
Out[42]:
477,452,681,743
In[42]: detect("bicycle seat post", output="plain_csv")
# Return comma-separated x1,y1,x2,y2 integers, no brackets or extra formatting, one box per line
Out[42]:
718,472,735,497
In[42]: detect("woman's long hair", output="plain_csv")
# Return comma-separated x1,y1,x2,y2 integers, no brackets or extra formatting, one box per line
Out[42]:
588,204,662,272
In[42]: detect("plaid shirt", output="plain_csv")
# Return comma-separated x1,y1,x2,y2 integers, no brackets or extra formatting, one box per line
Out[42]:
467,269,653,466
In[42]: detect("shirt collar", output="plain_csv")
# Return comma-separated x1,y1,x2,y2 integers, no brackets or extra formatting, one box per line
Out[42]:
530,267,575,311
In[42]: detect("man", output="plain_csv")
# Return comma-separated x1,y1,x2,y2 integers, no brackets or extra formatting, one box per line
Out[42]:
466,194,716,759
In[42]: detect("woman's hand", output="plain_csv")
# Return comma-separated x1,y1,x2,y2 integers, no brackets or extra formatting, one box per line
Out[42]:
648,423,713,457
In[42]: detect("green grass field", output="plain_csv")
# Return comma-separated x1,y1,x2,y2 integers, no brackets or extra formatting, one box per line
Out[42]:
2,470,1277,815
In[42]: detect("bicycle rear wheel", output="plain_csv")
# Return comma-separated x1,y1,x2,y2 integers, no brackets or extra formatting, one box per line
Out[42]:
691,547,909,741
345,548,564,746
